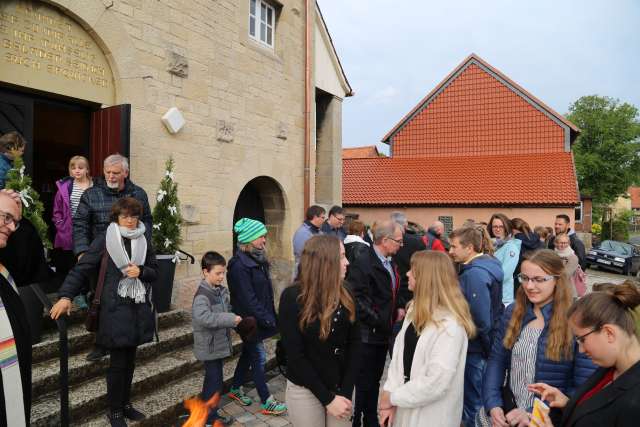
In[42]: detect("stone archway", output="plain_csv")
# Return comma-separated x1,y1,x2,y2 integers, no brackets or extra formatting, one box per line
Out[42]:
233,176,290,296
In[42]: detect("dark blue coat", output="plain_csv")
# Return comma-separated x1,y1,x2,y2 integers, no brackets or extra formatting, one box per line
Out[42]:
483,302,597,412
227,250,277,340
458,255,504,356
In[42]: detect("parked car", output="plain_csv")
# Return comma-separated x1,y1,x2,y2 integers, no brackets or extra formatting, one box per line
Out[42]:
629,236,640,247
586,240,640,276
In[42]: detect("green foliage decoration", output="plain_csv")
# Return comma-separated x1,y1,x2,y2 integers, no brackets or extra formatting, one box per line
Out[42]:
4,156,52,249
152,157,182,256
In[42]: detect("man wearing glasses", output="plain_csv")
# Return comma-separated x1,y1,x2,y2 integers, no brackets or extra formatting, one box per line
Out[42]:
346,220,403,427
321,205,347,241
0,190,32,426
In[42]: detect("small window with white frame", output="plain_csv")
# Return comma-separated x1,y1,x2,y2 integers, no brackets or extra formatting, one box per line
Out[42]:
575,201,583,223
249,0,275,48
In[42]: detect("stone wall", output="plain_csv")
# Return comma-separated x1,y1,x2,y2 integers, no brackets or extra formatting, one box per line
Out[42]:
49,0,312,307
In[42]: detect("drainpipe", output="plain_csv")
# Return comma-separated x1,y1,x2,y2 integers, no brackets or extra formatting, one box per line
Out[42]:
303,0,312,211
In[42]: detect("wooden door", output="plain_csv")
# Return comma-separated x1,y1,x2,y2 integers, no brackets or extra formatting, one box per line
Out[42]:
90,104,131,177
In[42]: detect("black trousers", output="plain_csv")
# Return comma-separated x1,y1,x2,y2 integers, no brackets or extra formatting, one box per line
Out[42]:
353,342,388,427
106,347,137,412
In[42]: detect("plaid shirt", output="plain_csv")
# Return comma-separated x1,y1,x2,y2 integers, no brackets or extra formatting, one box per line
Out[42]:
72,178,152,255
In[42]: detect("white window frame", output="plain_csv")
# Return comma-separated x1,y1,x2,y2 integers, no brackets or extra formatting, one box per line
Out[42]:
575,201,583,223
249,0,275,48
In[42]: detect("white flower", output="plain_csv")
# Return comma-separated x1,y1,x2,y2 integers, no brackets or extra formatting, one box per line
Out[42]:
153,223,161,230
19,189,34,208
157,189,167,202
165,170,175,181
19,165,25,180
171,251,181,264
168,205,177,215
164,238,171,248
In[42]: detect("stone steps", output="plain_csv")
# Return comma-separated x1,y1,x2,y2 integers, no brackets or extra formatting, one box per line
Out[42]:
80,340,278,427
32,319,194,396
31,305,278,427
33,309,188,363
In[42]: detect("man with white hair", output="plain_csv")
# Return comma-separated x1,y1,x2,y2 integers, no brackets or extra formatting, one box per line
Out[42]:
73,154,152,361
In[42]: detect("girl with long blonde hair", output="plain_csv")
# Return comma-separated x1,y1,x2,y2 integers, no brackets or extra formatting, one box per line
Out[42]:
379,251,475,427
279,235,359,427
479,250,596,427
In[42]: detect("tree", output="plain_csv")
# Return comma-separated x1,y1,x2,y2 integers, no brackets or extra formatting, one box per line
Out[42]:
4,156,52,248
152,157,182,256
567,95,640,205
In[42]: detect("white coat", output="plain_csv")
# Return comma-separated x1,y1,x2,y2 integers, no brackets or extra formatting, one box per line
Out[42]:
382,310,468,427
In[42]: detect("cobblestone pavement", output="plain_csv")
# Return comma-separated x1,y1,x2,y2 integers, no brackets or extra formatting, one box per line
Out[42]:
216,268,630,426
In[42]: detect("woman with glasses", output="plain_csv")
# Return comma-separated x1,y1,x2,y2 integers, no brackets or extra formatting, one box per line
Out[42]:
488,213,522,305
529,281,640,426
50,197,157,427
477,250,595,427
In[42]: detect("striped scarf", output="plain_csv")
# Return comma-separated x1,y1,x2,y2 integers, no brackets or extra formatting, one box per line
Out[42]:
0,263,26,426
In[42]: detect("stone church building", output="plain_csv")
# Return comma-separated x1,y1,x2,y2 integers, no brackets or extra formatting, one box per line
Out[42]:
0,0,352,305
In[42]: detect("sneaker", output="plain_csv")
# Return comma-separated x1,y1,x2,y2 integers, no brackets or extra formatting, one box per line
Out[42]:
86,346,108,362
107,409,128,427
227,387,252,406
123,403,146,421
260,396,286,415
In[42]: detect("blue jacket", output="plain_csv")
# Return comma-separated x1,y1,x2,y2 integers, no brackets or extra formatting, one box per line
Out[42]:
494,238,522,305
483,302,597,413
227,250,277,340
292,221,322,267
459,255,504,357
0,154,13,189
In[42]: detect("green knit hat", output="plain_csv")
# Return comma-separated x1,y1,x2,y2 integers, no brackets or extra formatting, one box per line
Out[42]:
234,218,267,244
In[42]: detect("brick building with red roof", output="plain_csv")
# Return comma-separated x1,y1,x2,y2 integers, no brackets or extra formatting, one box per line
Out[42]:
343,54,586,233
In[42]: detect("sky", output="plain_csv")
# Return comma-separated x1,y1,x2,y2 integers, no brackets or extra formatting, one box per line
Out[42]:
317,0,640,154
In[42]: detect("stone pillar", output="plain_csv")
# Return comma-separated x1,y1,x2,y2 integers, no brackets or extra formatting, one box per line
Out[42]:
315,94,343,206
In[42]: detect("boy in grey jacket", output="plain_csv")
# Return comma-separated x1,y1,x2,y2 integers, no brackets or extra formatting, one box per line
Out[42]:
192,251,241,426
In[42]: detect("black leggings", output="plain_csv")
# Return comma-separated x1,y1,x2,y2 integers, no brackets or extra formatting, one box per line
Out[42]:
106,347,137,411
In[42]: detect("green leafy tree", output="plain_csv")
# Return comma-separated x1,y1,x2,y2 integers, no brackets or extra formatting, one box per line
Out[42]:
567,95,640,206
4,156,51,248
601,210,632,242
152,157,182,256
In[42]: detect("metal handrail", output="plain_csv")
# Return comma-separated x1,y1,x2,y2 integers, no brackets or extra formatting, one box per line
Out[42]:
176,248,195,264
30,284,69,427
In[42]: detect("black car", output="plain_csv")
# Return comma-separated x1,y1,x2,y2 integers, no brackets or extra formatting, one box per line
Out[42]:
586,240,640,275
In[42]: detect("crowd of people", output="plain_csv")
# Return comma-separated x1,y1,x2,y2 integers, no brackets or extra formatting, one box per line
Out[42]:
0,133,639,427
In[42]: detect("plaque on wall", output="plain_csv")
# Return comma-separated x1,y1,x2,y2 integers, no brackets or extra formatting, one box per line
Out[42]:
0,1,115,104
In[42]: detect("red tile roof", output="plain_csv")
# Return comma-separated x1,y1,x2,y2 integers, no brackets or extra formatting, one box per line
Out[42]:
343,153,580,206
629,186,640,209
382,53,580,149
343,146,380,159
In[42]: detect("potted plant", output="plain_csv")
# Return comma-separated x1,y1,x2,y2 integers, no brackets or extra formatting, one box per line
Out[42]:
151,157,183,313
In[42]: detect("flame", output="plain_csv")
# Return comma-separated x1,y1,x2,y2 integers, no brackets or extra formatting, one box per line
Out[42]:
181,392,224,427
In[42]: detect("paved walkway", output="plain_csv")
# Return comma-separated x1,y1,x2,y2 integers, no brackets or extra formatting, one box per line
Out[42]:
216,268,630,426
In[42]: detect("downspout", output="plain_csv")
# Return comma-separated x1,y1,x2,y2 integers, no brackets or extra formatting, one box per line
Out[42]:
303,0,312,211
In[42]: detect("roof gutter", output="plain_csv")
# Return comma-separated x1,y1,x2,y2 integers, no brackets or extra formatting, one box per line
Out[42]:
303,0,312,211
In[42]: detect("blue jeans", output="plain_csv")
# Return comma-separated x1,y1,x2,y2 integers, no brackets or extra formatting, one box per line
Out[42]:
202,359,223,423
463,353,487,427
232,340,270,403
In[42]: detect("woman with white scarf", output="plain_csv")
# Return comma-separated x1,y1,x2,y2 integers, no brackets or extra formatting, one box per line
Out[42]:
553,233,580,298
51,197,157,427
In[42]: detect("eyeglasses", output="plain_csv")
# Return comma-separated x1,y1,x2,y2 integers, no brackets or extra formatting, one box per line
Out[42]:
575,327,601,344
118,214,139,220
387,237,403,245
516,273,558,284
0,211,17,227
492,224,505,229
